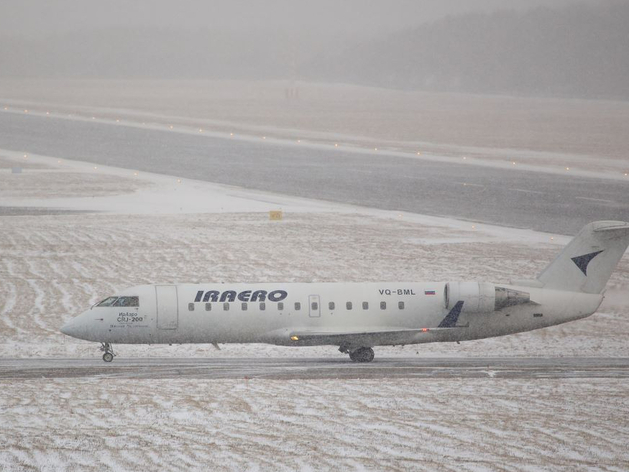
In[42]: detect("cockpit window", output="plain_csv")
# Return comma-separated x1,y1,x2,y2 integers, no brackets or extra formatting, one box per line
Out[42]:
113,296,139,307
97,297,118,307
97,296,139,307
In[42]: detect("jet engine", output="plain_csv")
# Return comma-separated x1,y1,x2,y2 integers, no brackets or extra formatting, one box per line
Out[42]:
444,282,531,313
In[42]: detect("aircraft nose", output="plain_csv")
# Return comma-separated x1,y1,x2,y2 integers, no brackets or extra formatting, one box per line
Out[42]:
60,319,76,336
60,316,86,339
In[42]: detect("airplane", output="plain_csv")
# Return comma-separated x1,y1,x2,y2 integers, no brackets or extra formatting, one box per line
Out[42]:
61,220,629,363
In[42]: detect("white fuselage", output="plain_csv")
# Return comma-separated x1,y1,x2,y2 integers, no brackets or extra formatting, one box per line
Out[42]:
62,281,603,348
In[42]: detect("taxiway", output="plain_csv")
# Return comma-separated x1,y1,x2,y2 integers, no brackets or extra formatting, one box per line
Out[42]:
1,112,628,234
2,357,628,380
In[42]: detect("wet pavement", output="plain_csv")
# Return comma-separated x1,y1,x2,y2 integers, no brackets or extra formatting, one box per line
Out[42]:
2,357,628,380
1,112,628,234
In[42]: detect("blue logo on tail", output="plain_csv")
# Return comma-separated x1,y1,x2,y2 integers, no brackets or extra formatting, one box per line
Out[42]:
571,250,604,276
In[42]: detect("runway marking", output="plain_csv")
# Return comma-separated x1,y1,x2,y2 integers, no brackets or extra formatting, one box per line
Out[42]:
513,188,545,195
575,196,615,204
455,182,485,188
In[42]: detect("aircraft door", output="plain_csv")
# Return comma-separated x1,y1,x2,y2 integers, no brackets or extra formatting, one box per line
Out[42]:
309,295,321,318
156,285,178,329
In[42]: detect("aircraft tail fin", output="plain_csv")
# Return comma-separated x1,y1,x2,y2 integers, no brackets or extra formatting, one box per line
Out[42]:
537,221,629,294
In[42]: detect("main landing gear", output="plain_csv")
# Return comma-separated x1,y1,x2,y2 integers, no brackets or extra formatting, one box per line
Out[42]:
100,342,116,363
340,346,375,363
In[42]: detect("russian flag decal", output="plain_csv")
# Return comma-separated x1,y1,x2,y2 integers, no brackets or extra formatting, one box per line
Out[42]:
424,290,436,295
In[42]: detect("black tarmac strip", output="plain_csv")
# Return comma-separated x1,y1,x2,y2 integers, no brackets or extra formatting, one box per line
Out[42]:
0,206,94,216
1,357,628,380
1,113,628,234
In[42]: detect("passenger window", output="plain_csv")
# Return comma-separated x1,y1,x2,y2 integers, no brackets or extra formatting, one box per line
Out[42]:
188,303,194,311
346,302,352,310
362,302,369,310
295,302,301,311
260,302,266,311
398,301,405,310
329,302,335,310
380,301,386,310
278,302,284,310
223,302,230,311
311,302,318,311
205,303,212,311
97,297,118,307
242,303,247,311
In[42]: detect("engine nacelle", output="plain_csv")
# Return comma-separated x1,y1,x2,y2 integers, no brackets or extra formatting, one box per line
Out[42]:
444,282,531,313
444,282,495,313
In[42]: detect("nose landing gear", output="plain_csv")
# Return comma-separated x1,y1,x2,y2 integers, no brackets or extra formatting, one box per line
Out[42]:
100,342,116,363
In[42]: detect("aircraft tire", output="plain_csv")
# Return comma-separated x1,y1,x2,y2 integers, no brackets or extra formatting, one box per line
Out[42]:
350,347,374,363
102,352,114,363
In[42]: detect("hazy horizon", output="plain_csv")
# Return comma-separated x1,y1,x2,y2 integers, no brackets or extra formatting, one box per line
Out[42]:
1,0,601,40
1,0,625,100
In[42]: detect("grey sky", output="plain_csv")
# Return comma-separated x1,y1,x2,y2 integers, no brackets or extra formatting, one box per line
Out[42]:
2,0,621,99
1,0,600,40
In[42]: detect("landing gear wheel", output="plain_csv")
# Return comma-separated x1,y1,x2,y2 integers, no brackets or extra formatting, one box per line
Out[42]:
349,347,375,363
100,342,115,363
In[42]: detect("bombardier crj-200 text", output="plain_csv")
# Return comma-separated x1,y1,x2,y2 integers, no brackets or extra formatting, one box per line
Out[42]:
61,221,629,362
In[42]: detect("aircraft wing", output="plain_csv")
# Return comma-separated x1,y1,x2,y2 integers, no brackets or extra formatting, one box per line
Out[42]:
288,327,461,346
289,302,468,346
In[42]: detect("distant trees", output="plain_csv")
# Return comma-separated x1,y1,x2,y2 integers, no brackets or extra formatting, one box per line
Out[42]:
1,1,627,100
309,2,629,100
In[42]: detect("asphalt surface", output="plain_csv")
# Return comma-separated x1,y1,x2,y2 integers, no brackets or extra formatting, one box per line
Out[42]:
1,112,628,234
0,206,89,216
2,357,628,380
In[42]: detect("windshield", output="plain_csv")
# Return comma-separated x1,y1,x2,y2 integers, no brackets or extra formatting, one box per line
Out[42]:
113,296,139,307
97,296,139,307
96,296,118,307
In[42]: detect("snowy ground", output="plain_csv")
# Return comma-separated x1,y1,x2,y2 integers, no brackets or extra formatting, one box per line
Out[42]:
2,378,629,471
1,150,628,470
